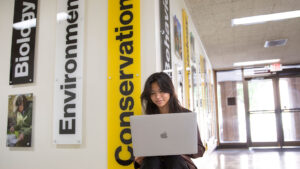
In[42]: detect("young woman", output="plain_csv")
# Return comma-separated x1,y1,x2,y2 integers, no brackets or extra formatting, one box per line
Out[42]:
134,72,205,169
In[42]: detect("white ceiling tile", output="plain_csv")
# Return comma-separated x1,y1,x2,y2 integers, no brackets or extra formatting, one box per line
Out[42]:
185,0,300,69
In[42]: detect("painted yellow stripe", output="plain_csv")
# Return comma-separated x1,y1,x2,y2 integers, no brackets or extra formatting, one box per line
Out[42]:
182,9,190,109
107,0,141,168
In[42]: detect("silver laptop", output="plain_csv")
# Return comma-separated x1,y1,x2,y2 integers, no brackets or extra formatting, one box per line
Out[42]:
130,112,198,157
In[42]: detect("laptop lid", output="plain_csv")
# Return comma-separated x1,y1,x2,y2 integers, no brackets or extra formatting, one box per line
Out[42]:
130,112,198,157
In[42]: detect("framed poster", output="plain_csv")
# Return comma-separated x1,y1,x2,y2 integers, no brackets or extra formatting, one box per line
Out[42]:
7,93,33,147
190,32,195,63
173,15,182,60
176,64,184,105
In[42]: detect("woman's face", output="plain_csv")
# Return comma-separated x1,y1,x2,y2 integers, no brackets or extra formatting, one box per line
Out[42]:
18,103,24,112
150,82,170,113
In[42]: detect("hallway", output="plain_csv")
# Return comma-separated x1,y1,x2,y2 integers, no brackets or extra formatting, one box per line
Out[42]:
193,148,300,169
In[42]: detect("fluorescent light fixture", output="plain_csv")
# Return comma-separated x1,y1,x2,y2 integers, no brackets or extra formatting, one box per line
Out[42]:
232,10,300,26
233,59,280,67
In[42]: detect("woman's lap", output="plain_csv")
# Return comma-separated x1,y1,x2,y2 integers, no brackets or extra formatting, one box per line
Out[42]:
140,155,189,169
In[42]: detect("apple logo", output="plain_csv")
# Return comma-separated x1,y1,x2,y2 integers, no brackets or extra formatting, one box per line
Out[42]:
160,131,168,139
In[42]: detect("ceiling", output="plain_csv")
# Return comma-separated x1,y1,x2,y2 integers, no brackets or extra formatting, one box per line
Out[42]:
185,0,300,70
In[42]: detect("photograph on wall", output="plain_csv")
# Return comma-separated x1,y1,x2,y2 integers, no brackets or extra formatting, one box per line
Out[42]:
173,15,182,60
191,65,198,112
6,93,33,147
200,55,207,74
201,82,207,112
176,65,184,105
190,32,196,64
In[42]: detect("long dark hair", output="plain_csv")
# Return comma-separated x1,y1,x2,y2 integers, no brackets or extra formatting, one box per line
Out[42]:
141,72,189,114
15,95,28,111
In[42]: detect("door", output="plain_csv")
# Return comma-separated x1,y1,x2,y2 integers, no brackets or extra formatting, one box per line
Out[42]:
247,78,280,146
279,77,300,145
216,68,300,148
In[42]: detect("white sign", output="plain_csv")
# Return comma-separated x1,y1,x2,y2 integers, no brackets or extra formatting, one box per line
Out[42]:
53,0,84,144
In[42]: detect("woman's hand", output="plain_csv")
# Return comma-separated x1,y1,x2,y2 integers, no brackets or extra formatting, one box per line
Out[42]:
135,157,144,165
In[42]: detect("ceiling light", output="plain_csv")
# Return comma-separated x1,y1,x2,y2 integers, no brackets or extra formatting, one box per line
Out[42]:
233,59,280,67
232,10,300,26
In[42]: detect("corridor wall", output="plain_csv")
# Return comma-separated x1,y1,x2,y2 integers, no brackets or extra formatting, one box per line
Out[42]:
0,0,216,168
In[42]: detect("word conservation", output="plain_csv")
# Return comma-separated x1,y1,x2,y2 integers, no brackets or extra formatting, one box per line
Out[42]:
115,0,135,166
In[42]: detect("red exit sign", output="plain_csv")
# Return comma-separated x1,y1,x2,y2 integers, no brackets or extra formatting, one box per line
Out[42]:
270,63,282,72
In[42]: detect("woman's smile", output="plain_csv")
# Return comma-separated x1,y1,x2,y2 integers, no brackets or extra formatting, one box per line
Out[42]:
150,82,170,113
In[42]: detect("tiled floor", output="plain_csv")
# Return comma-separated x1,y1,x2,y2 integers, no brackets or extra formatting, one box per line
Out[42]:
193,148,300,169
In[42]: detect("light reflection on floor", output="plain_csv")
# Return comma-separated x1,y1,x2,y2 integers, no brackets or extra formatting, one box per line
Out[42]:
192,148,300,169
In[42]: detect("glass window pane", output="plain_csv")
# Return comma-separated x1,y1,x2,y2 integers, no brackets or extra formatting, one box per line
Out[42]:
282,112,300,141
248,79,274,111
250,113,277,142
248,78,278,142
279,77,300,141
217,70,246,143
279,77,300,109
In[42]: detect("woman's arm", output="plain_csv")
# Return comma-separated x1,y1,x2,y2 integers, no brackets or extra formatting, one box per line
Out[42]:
186,127,205,158
181,110,206,158
134,156,144,169
135,157,144,165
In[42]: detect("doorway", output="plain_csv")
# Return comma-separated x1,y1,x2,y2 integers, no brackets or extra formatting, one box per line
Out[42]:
247,78,280,146
279,77,300,145
216,68,300,148
246,76,300,147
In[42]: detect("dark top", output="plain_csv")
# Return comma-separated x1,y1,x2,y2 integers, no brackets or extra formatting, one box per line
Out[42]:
180,127,205,169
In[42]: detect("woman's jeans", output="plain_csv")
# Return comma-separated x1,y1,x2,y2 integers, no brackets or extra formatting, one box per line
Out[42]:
140,155,189,169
